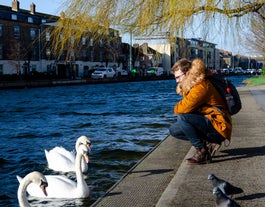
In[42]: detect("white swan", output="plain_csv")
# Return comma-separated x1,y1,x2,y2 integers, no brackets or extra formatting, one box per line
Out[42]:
44,135,91,173
17,171,48,207
17,144,90,198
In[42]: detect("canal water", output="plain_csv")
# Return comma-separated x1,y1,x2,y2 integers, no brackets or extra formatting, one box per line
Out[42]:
0,76,248,207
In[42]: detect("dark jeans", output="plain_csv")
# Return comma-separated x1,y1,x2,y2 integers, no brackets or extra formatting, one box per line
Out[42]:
169,114,225,149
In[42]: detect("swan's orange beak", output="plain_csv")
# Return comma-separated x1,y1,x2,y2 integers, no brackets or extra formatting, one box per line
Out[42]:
40,181,48,196
87,143,92,152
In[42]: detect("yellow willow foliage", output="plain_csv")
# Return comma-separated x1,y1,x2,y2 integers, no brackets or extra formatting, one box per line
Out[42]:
246,6,265,58
49,0,264,57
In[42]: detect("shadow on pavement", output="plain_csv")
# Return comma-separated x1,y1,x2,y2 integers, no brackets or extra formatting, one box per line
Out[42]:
130,168,174,177
236,193,265,201
211,145,265,163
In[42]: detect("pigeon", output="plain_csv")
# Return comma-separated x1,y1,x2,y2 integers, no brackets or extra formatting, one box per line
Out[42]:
208,174,243,198
213,187,241,207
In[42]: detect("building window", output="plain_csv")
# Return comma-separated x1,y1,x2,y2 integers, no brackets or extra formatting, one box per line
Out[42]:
115,41,120,49
188,40,198,46
14,26,20,39
107,40,111,48
99,39,103,48
0,24,2,37
82,36,86,45
42,19,46,23
31,64,37,72
89,38,93,46
30,28,36,40
99,51,104,61
82,49,86,59
90,50,94,61
12,14,17,20
28,17,33,23
46,48,51,58
46,30,50,41
31,46,37,60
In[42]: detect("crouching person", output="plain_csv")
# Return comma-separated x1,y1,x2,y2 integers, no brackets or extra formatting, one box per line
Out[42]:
169,58,232,164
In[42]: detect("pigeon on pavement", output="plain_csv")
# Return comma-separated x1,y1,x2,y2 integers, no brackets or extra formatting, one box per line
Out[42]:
213,187,241,207
208,174,243,198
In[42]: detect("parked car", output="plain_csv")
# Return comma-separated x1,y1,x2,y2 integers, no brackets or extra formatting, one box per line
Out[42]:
246,69,252,75
146,67,164,76
234,67,243,75
221,68,229,75
228,68,235,75
91,68,116,79
115,68,128,77
248,68,257,75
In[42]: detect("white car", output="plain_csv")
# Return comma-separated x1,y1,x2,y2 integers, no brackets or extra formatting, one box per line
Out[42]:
91,68,116,79
116,69,128,76
146,67,164,76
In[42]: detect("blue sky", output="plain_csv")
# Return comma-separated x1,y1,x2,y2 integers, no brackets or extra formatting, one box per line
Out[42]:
1,1,257,57
1,0,62,15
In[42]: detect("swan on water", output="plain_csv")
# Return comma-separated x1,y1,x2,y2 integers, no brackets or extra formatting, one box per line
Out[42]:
17,171,48,207
17,144,90,198
44,135,91,173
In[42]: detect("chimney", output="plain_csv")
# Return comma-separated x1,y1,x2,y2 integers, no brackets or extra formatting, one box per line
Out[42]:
12,0,20,12
30,3,36,14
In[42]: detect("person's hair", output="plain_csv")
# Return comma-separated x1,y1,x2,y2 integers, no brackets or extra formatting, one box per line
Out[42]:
171,58,191,73
191,58,206,73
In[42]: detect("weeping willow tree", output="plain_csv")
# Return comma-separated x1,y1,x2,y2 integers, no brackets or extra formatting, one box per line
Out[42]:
245,6,265,58
50,0,265,60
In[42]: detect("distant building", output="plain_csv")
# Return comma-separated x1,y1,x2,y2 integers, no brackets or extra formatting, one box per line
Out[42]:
135,35,219,73
0,1,58,75
0,0,123,78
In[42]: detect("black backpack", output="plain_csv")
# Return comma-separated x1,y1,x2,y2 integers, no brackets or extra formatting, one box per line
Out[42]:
207,75,242,115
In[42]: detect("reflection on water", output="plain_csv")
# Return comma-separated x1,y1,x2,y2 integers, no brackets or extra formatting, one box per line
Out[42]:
0,76,248,206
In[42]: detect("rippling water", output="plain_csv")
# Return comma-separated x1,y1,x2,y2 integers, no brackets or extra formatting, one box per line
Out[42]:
0,76,248,206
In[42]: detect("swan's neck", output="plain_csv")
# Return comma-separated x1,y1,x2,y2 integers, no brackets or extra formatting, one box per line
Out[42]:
18,179,30,207
75,152,86,188
75,141,80,153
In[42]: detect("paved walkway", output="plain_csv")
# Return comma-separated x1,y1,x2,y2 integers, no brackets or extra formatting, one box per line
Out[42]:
92,85,265,207
157,85,265,207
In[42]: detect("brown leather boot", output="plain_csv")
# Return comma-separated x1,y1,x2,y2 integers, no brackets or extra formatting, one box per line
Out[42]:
186,147,211,164
207,143,221,157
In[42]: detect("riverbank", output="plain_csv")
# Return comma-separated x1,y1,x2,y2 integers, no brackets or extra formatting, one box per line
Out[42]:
0,76,174,90
1,74,260,90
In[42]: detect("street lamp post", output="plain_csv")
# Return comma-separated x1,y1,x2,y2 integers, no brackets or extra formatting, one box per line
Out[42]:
129,32,132,72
